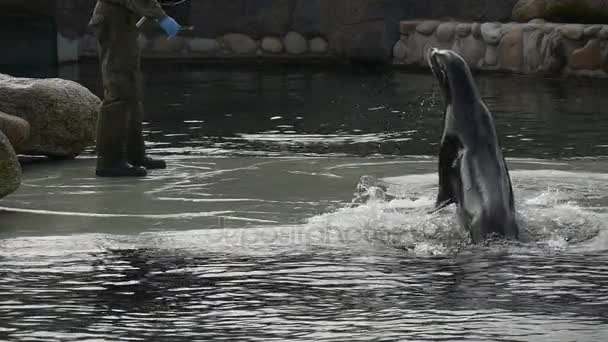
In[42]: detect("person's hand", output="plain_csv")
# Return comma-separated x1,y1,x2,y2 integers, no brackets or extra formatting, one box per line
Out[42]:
159,16,180,38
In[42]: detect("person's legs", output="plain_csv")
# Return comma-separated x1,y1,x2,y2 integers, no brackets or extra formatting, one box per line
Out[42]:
94,2,146,177
127,50,166,169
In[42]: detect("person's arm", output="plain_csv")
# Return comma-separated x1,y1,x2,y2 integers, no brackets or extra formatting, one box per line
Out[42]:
126,0,167,19
128,0,180,37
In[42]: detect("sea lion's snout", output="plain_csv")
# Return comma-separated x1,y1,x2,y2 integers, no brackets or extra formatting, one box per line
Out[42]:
428,48,447,86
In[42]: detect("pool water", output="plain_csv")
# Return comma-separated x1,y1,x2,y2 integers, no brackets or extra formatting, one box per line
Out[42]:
0,63,607,341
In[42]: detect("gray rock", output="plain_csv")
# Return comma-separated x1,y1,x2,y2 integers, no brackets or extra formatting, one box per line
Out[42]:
452,36,486,67
543,23,558,34
188,38,220,53
261,37,284,53
571,39,603,70
498,27,524,69
472,23,482,39
0,74,99,158
558,24,584,40
319,0,402,63
481,23,504,45
150,37,186,53
584,25,602,37
284,31,308,54
310,37,329,54
0,131,21,199
600,26,608,39
404,33,449,66
523,22,543,32
417,21,440,35
292,0,322,36
400,21,418,34
512,0,546,22
396,0,521,22
189,0,294,38
539,29,566,73
220,34,258,54
485,46,499,66
393,39,407,60
436,22,457,42
523,28,544,72
0,111,30,150
529,18,546,24
456,23,472,37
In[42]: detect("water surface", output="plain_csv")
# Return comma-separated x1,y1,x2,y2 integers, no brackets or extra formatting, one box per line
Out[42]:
0,64,607,341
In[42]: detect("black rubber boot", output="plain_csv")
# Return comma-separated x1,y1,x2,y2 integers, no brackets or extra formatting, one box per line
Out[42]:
96,102,147,178
96,158,147,177
127,101,167,170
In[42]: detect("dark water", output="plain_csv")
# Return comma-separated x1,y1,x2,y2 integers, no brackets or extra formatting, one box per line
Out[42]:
13,62,603,158
1,63,608,341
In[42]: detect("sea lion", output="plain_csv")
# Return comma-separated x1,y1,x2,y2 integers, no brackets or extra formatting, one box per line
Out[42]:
427,48,519,243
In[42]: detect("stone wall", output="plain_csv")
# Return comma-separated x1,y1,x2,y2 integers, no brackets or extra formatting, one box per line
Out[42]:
394,20,608,77
0,0,518,64
79,30,331,61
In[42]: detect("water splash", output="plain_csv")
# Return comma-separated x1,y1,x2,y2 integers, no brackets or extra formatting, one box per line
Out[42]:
308,171,608,256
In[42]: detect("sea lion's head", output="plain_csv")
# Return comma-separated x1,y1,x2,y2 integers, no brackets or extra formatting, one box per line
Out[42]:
427,48,476,103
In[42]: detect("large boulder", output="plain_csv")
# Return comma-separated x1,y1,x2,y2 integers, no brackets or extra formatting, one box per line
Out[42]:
513,0,608,24
189,0,296,38
0,131,21,199
320,0,403,63
399,0,519,22
0,74,100,158
0,111,30,150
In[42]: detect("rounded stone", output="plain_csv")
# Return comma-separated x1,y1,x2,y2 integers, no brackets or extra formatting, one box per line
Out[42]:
151,37,185,53
512,0,546,22
220,33,258,54
523,22,543,32
498,28,524,69
523,28,545,71
529,19,546,24
485,46,498,66
472,23,482,39
0,73,100,158
558,24,584,40
400,21,418,34
0,131,21,199
189,38,220,53
600,27,608,39
543,23,558,34
0,111,30,149
452,36,486,67
456,23,472,37
416,21,440,35
481,23,504,45
584,25,602,37
393,40,407,60
571,39,603,70
436,22,456,42
283,31,308,55
261,37,283,53
310,37,328,54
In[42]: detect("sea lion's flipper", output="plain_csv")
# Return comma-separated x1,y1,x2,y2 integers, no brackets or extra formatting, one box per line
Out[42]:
432,136,462,214
427,198,453,214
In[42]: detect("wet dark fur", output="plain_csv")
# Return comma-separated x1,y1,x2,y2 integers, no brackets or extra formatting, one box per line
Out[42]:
427,48,519,243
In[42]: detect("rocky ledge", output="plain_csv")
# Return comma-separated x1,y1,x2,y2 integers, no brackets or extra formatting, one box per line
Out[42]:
394,20,608,77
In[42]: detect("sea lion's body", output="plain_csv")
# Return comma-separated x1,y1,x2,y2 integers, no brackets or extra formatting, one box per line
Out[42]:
428,48,519,243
